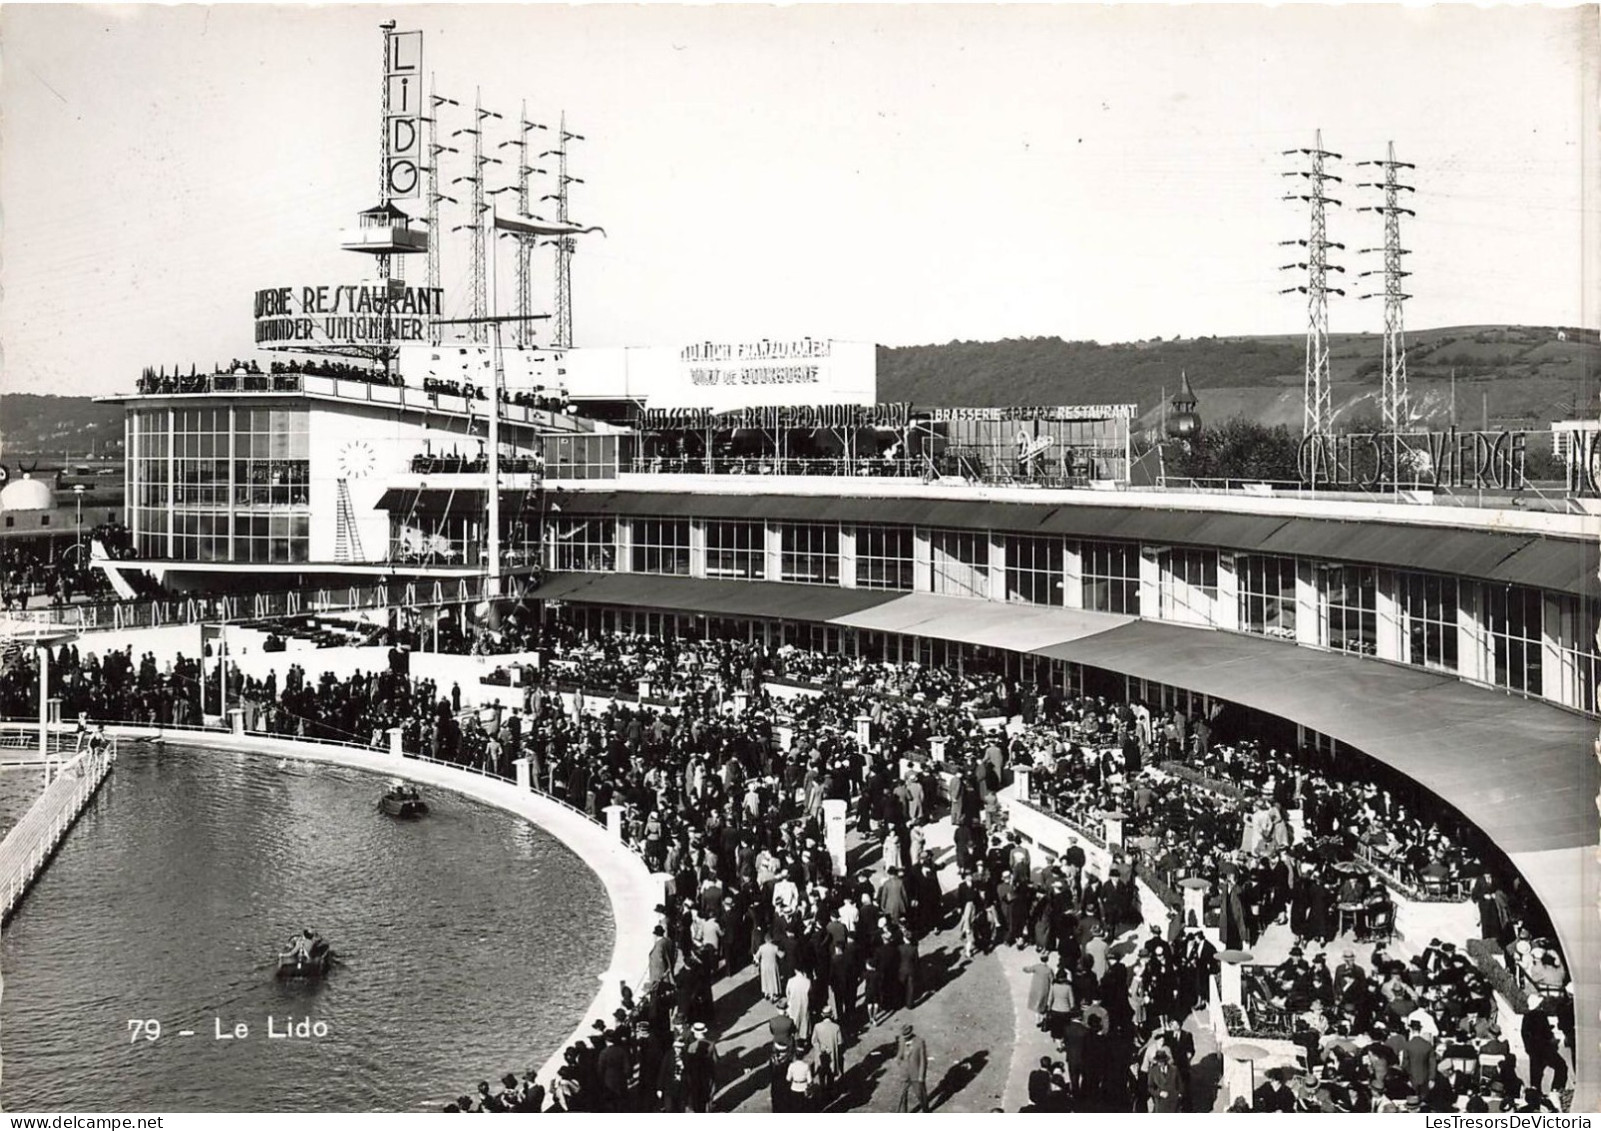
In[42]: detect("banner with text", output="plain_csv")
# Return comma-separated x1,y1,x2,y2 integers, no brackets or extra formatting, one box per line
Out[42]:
384,30,424,199
641,403,912,432
398,345,565,389
254,284,444,349
559,339,877,412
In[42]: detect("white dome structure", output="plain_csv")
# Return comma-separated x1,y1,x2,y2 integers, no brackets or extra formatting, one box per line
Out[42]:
0,476,57,513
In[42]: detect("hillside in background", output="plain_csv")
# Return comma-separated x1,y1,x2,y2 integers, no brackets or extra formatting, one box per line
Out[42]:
0,394,125,459
3,325,1595,456
878,324,1599,432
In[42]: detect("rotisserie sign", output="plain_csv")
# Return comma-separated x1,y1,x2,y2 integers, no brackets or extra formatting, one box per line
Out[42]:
253,284,445,349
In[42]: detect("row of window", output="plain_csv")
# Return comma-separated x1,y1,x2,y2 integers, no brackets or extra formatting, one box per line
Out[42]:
549,516,1597,711
162,512,311,563
129,408,315,561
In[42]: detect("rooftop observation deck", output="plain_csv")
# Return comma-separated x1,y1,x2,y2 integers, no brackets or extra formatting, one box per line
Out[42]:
560,471,1601,544
100,371,612,435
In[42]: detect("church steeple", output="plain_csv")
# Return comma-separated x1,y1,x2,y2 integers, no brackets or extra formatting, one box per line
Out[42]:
1166,370,1202,440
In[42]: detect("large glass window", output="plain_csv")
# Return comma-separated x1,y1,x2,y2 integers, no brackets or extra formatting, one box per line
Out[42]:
930,529,990,598
173,406,231,506
1325,565,1377,656
1238,555,1297,639
541,433,620,480
1006,535,1064,606
1159,548,1218,624
631,518,690,576
1551,595,1599,713
230,513,310,564
1400,572,1459,672
856,525,914,591
232,408,309,508
1486,583,1543,696
133,405,310,563
130,409,170,557
705,520,765,580
1082,541,1140,615
547,517,615,572
779,522,839,585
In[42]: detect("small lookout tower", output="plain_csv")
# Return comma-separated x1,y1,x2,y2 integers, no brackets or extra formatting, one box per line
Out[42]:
340,201,428,257
1165,370,1202,441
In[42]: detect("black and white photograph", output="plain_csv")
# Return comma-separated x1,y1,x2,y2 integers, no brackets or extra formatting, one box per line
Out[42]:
0,2,1596,1118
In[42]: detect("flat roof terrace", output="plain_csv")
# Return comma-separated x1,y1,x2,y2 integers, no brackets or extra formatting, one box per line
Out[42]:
99,372,613,435
556,474,1600,596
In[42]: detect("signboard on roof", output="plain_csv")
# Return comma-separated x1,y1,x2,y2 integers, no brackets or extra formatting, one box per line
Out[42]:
383,30,424,200
254,283,443,348
552,340,877,412
399,345,564,388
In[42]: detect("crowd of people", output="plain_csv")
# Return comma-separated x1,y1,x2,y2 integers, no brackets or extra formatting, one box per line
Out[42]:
134,360,569,413
0,541,124,612
418,377,569,415
0,615,1573,1113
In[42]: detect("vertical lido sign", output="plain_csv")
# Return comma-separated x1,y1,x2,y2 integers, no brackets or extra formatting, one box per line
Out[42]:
1297,429,1529,490
384,29,424,200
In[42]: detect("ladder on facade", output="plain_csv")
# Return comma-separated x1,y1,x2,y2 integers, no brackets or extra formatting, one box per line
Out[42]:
334,479,365,562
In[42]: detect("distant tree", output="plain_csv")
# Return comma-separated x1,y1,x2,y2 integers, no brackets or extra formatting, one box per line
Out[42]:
1165,416,1303,483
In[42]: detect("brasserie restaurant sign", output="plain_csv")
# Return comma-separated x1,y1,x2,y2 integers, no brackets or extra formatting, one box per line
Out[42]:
254,284,445,348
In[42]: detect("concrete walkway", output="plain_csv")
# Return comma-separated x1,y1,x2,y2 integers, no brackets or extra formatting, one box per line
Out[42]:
707,825,1018,1113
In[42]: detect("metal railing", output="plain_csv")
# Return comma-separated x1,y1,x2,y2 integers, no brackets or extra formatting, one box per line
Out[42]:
0,720,618,841
0,739,116,921
17,574,530,632
408,454,546,476
630,456,926,478
128,372,594,434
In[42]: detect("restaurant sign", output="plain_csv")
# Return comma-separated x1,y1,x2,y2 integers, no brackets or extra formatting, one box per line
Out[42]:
254,284,445,348
923,405,1138,422
642,402,912,432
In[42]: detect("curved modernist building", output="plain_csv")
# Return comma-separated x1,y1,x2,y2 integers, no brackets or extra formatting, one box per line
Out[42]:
524,471,1600,1095
98,358,1600,1101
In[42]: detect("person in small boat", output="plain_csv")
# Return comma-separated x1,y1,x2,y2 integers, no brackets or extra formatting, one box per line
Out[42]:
286,928,318,961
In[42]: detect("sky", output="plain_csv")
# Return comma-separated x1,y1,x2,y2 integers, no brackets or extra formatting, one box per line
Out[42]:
1,3,1597,398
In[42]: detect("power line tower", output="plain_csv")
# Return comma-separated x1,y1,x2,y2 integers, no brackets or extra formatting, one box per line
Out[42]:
1280,130,1346,439
1357,142,1416,432
424,80,460,346
498,104,549,350
452,91,502,344
541,112,585,349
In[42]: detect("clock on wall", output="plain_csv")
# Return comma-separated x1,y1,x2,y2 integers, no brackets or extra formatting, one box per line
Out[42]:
337,439,376,480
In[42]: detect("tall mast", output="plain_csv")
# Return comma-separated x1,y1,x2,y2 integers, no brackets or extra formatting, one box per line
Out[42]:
499,105,548,350
377,22,395,287
424,79,459,346
452,90,501,345
541,112,584,350
485,201,503,598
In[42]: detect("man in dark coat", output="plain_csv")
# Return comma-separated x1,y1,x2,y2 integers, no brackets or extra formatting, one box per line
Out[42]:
684,1021,719,1112
878,867,911,925
1522,1002,1568,1093
596,1031,631,1112
1061,1012,1091,1097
